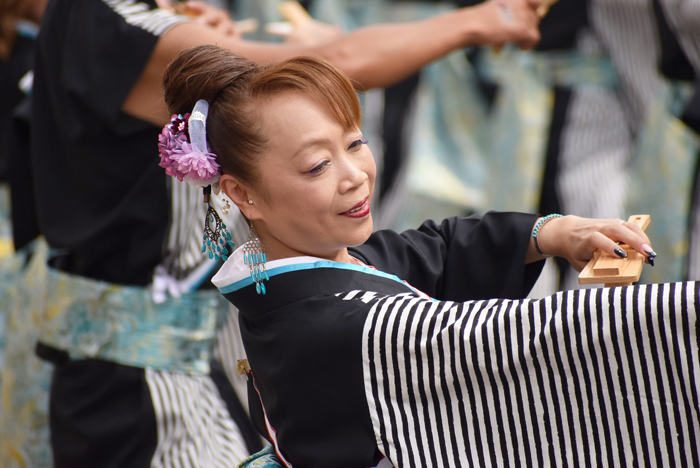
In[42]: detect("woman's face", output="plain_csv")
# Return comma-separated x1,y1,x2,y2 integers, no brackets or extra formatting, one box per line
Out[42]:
246,91,376,262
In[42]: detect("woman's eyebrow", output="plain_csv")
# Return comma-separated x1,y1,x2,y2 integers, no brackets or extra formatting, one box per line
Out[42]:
291,138,333,159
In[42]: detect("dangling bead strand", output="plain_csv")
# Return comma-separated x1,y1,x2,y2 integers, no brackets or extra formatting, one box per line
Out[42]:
201,187,234,261
243,223,268,295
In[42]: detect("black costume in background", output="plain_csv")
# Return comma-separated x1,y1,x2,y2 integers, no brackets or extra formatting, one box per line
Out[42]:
30,0,258,466
7,97,38,251
31,0,171,286
0,26,36,181
216,212,700,468
0,20,40,249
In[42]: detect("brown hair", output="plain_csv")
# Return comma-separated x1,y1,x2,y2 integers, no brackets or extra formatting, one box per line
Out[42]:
0,0,21,59
162,45,362,186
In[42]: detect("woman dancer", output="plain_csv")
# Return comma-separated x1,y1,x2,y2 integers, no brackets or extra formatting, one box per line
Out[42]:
161,45,698,468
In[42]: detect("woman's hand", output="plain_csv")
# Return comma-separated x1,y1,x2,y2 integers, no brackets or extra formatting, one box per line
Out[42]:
466,0,542,50
530,215,657,271
175,1,237,36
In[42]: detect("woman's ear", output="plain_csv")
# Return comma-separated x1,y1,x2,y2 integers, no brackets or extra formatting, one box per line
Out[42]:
220,174,262,220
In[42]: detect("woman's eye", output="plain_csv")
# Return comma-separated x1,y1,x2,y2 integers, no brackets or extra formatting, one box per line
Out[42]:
348,139,368,151
308,161,330,175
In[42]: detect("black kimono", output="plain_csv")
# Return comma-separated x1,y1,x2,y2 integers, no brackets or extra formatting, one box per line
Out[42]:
213,212,700,468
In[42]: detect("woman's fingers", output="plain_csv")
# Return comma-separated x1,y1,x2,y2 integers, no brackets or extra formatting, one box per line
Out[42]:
542,216,658,271
580,220,657,269
591,230,629,260
179,1,237,36
474,0,541,50
616,220,656,264
505,0,541,49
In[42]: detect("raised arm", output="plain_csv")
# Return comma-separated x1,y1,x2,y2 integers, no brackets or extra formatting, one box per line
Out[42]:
304,0,541,89
350,212,543,302
123,0,541,125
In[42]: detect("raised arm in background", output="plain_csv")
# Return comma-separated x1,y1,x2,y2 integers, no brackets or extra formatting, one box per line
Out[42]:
123,0,541,125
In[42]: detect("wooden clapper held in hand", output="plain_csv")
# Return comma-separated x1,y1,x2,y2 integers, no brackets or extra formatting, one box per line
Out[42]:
578,215,651,287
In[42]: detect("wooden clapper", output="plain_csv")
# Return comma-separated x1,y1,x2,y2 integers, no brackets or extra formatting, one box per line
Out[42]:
578,215,651,287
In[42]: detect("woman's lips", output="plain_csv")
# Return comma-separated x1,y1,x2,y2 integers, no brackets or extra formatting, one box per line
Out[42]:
341,197,370,218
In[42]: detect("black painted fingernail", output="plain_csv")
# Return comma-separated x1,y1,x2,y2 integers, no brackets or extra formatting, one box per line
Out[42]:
614,247,627,258
645,250,657,258
649,257,655,267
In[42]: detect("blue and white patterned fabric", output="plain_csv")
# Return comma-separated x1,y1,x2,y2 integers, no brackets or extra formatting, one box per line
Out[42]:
237,445,284,468
39,265,230,375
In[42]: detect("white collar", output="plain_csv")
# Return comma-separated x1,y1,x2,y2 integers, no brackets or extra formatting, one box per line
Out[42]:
211,243,326,289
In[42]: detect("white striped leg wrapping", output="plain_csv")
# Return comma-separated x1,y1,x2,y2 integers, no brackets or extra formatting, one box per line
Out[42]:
145,369,249,468
363,282,700,468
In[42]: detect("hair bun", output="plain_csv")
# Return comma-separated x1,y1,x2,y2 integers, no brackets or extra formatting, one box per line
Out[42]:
163,45,257,116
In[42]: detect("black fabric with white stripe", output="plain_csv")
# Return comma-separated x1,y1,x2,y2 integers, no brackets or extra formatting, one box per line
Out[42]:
363,282,699,467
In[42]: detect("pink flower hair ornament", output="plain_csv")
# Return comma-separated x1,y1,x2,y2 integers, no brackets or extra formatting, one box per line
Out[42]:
158,100,233,263
158,102,221,188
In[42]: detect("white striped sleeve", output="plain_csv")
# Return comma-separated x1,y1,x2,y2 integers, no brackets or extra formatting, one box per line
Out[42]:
362,282,700,468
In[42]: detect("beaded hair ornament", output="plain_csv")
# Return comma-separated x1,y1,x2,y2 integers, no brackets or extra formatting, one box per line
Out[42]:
158,100,234,262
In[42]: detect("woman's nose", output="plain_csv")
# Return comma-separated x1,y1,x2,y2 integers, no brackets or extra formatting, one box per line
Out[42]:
338,157,368,194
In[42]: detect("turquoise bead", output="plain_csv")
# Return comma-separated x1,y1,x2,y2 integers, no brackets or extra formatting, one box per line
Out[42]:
222,254,228,261
200,245,206,253
208,251,213,259
260,283,266,295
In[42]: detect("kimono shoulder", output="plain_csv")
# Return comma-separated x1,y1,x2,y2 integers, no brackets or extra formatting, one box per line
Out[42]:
225,264,414,468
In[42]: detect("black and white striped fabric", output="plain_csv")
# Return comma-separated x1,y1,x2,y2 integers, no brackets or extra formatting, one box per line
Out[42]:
146,368,249,467
102,0,186,36
363,282,700,468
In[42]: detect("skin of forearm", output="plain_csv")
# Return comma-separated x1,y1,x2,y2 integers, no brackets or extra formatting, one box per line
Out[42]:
122,4,514,125
313,14,477,90
199,11,479,89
